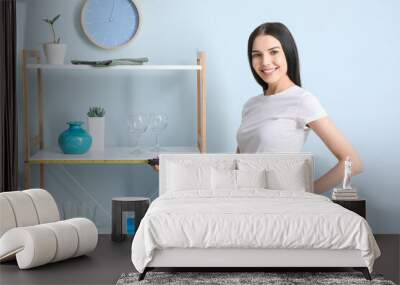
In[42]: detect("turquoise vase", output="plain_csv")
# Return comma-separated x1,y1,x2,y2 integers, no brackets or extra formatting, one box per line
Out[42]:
58,121,92,154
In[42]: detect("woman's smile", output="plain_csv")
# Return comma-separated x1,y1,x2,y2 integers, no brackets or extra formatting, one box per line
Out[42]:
261,66,279,75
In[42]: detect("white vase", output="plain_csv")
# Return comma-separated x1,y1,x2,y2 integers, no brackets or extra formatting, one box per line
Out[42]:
43,43,67,64
87,117,105,151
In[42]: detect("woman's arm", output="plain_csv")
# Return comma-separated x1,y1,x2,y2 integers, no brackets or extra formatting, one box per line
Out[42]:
308,117,363,194
236,146,240,154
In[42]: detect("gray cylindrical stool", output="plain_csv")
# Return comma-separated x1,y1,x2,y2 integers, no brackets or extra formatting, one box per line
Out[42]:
112,197,150,242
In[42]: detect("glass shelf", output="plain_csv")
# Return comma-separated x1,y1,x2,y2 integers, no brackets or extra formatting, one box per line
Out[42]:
29,146,199,164
27,64,202,71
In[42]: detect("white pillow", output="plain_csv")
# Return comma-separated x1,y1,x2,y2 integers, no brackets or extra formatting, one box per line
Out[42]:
237,159,309,192
211,169,268,190
266,166,307,191
237,169,268,189
211,169,236,190
167,162,212,191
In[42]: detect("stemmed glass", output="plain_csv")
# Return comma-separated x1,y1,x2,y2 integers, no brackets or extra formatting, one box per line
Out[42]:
127,114,148,154
148,113,168,153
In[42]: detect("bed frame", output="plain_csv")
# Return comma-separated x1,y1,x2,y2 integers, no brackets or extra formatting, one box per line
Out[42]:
139,248,371,280
138,154,372,281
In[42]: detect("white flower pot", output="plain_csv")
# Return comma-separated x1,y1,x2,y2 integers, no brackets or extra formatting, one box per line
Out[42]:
43,43,66,64
87,117,105,151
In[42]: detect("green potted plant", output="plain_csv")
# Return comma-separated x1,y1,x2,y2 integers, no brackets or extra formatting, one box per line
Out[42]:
87,106,106,151
42,14,66,64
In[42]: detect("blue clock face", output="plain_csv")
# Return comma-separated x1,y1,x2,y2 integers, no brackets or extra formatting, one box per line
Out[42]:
82,0,140,49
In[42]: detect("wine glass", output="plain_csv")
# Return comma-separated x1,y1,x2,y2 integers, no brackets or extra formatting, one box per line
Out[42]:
127,114,148,154
148,113,168,153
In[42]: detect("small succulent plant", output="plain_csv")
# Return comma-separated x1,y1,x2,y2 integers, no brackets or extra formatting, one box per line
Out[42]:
87,106,106,117
42,14,61,44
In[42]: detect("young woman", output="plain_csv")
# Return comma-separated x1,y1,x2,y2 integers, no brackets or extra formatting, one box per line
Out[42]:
236,22,363,194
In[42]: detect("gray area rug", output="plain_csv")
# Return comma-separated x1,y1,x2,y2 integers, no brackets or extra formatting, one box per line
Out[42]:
116,272,396,285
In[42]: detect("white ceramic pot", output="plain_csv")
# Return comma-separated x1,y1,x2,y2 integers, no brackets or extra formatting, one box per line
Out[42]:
87,117,105,151
43,43,67,64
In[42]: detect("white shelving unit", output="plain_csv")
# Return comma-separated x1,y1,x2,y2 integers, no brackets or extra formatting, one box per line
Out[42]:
22,49,207,188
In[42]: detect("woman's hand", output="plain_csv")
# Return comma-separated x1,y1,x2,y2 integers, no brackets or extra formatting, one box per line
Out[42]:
308,117,363,194
147,158,159,172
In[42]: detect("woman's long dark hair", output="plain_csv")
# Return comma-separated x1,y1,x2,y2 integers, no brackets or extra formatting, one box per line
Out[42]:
248,22,301,92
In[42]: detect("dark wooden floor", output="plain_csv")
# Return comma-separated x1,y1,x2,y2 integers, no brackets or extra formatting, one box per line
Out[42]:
0,235,133,285
0,235,398,285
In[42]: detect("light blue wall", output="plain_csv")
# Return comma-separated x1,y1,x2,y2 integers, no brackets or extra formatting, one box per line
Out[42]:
16,0,400,233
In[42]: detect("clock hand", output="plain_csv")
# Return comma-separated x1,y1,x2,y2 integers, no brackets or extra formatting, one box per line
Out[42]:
109,0,116,22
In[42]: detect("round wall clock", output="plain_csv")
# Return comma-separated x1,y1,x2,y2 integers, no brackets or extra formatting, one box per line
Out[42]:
81,0,140,50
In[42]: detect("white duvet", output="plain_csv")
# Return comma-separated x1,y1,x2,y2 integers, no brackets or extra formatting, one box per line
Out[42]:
131,190,380,273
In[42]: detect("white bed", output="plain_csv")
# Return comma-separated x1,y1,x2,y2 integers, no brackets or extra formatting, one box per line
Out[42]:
131,153,380,280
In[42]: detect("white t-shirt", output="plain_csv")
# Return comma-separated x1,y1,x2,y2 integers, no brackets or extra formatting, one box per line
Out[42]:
236,85,327,153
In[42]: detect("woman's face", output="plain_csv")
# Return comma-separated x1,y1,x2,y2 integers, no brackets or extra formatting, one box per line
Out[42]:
251,35,289,86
